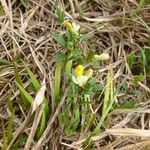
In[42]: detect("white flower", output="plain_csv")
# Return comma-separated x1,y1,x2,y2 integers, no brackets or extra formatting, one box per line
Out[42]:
72,65,93,87
94,53,110,60
72,75,89,87
71,22,80,34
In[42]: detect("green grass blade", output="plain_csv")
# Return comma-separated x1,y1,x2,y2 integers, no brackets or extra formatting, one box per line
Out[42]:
132,0,146,16
13,60,29,106
7,110,14,144
1,119,7,150
36,111,46,140
66,52,73,75
7,92,14,113
54,62,62,104
15,81,34,104
55,4,64,24
102,69,112,114
22,60,49,114
66,60,73,75
92,69,114,136
22,60,40,89
20,0,30,10
0,4,4,15
52,32,67,48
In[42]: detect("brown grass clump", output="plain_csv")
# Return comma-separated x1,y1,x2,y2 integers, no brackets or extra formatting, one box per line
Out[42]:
0,0,150,149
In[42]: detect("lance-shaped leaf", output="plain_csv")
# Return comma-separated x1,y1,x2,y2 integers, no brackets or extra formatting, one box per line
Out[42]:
32,78,46,113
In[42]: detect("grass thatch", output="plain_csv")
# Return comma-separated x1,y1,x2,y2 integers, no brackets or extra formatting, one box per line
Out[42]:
0,0,150,149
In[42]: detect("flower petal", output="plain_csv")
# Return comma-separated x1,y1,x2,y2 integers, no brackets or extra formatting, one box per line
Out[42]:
75,65,84,77
65,21,73,30
84,69,93,78
72,75,79,85
77,76,89,87
72,22,80,32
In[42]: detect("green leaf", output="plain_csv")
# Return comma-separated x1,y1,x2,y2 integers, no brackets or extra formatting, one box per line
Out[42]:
133,73,144,83
0,4,4,15
66,30,73,42
54,62,62,104
71,104,80,131
36,111,46,140
86,79,104,93
64,97,72,124
92,69,114,136
22,60,49,115
13,134,28,150
127,51,135,68
55,52,66,63
131,0,146,16
58,113,64,126
13,59,30,107
80,33,92,42
7,93,14,113
15,81,34,104
0,59,11,66
22,60,40,90
114,101,138,109
52,32,67,47
86,50,95,62
55,5,64,24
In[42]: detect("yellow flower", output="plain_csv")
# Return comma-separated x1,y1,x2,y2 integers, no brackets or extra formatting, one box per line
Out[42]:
72,65,93,87
65,21,73,30
65,21,80,35
75,65,83,76
94,53,110,60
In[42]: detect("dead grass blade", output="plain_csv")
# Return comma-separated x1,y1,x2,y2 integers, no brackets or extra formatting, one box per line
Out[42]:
32,78,46,113
106,128,150,137
115,139,150,150
25,106,44,150
32,86,69,150
7,108,32,150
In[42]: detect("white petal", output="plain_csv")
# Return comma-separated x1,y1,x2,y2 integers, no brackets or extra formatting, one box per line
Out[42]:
72,22,80,32
72,75,79,85
77,76,88,82
32,78,46,113
77,76,89,87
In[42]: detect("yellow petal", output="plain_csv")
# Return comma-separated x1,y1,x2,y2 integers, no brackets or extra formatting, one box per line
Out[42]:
75,65,84,77
65,21,73,30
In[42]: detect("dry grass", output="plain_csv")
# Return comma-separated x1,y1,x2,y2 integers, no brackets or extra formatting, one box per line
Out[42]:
0,0,150,149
